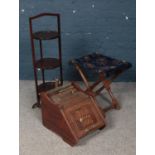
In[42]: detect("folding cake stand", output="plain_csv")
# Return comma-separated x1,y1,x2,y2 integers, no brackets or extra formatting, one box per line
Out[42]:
29,13,63,108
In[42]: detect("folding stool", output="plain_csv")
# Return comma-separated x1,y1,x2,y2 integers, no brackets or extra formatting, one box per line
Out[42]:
70,52,132,112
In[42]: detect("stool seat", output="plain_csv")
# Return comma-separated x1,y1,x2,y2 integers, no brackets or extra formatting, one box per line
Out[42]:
72,53,132,76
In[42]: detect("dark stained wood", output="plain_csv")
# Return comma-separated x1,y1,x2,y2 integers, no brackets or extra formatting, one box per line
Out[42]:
33,31,59,40
38,81,59,93
72,63,122,112
40,83,106,146
39,40,45,84
35,58,60,69
29,12,60,20
29,13,63,108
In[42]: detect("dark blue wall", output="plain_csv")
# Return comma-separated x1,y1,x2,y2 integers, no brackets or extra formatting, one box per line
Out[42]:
19,0,136,81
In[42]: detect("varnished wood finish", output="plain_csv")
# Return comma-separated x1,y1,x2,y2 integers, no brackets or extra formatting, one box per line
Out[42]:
29,13,63,108
32,31,59,40
35,58,60,69
40,83,106,146
72,63,127,112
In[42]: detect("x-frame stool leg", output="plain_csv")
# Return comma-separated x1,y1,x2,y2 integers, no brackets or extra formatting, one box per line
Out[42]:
73,63,121,112
99,73,120,111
